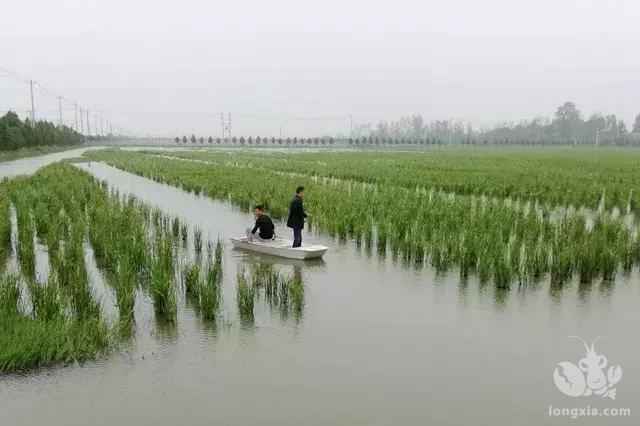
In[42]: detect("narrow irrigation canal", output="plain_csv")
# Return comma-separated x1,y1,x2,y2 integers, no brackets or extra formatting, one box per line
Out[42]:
2,157,639,426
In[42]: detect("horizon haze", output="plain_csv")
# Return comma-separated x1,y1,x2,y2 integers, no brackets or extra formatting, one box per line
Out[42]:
1,0,639,137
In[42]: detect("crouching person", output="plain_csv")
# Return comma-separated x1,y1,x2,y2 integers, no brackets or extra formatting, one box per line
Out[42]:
247,205,275,242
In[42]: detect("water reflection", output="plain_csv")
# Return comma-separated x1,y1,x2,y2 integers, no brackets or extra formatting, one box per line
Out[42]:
234,250,326,270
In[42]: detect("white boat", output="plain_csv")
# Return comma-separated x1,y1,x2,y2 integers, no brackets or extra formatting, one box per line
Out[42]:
230,236,328,260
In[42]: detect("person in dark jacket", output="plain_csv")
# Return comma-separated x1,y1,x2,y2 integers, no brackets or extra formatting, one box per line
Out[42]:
287,186,307,248
247,205,275,242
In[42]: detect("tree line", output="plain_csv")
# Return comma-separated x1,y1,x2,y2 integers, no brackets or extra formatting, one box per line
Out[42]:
367,102,640,146
0,111,85,151
174,135,338,146
176,102,640,148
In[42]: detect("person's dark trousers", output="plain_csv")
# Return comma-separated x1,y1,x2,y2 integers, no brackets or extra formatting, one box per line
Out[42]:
292,226,303,248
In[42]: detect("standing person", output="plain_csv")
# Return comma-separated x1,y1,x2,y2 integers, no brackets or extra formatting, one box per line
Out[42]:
247,205,275,242
287,186,307,248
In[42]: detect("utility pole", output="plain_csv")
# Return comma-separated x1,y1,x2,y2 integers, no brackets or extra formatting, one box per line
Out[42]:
29,80,36,125
220,112,225,138
349,114,353,137
79,107,84,134
57,96,63,126
86,109,91,136
227,112,232,137
74,103,79,131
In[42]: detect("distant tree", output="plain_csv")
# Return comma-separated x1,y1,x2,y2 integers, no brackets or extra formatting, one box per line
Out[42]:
175,137,180,144
633,114,640,133
182,136,188,144
208,136,213,144
553,102,582,142
190,134,197,144
618,121,628,135
199,137,204,144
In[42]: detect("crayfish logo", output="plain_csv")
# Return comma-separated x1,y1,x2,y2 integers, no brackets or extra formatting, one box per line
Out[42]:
553,336,623,400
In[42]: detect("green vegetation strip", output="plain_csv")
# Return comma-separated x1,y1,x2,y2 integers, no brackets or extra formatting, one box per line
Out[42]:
1,163,220,372
154,148,640,213
2,165,113,372
87,149,640,287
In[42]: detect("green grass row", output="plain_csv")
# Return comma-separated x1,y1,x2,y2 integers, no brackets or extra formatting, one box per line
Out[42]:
1,163,188,372
86,149,640,287
153,148,640,212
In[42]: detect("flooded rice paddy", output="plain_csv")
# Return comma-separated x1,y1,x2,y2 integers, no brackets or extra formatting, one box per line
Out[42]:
1,152,639,425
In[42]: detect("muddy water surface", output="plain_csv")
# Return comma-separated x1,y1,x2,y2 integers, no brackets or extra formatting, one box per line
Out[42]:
1,160,639,426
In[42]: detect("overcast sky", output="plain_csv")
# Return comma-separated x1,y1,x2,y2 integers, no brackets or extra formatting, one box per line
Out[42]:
1,0,639,137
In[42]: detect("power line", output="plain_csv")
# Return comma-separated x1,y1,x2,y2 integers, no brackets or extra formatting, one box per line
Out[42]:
0,65,127,136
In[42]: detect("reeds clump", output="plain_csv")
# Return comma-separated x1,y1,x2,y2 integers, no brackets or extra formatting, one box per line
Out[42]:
184,263,201,298
0,188,12,269
236,269,255,322
183,239,223,320
115,257,137,329
193,227,203,255
150,235,177,321
199,240,223,320
172,217,181,239
0,274,20,317
14,196,36,280
180,223,188,246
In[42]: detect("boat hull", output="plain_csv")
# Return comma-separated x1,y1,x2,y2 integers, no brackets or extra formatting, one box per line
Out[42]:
230,237,328,260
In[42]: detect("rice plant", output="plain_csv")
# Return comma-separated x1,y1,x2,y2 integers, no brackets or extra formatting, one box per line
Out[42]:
193,227,203,255
29,275,65,322
150,235,177,321
0,187,11,270
172,217,181,239
0,274,20,317
183,263,201,299
115,257,137,329
180,223,188,246
14,198,36,280
236,269,255,323
199,267,221,320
